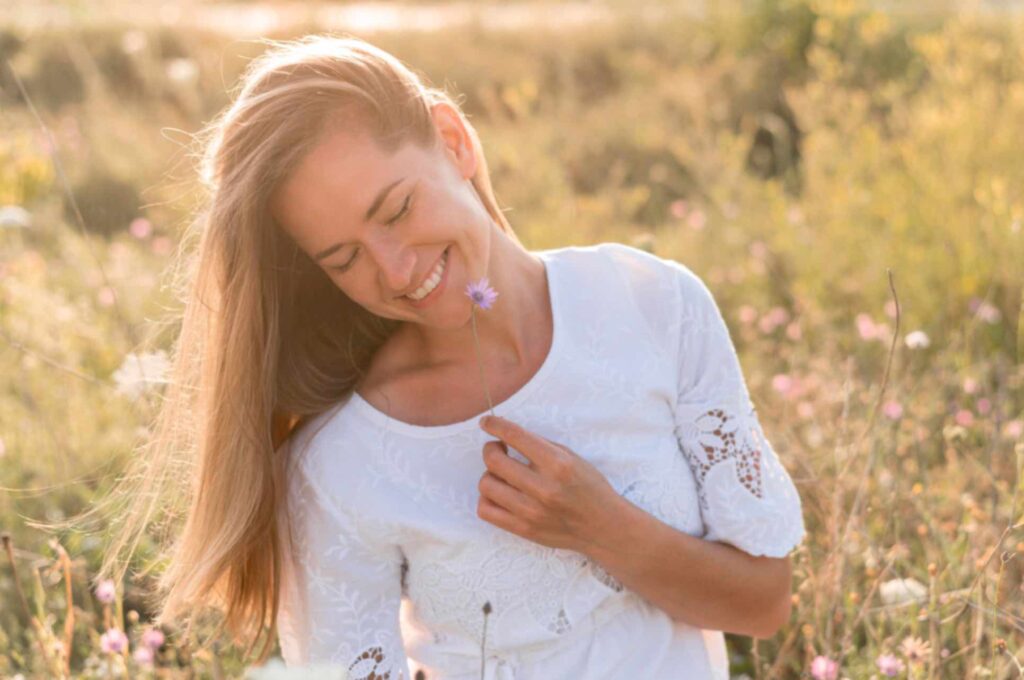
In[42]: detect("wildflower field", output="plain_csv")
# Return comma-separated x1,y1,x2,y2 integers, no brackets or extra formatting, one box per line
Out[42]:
1,0,1023,677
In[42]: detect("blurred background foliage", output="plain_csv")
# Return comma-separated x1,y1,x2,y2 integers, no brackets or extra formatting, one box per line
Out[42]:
1,0,1023,677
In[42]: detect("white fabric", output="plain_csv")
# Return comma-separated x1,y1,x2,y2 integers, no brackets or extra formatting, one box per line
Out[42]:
276,242,806,679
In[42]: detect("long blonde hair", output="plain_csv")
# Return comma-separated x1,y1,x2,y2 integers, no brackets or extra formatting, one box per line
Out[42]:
76,34,517,664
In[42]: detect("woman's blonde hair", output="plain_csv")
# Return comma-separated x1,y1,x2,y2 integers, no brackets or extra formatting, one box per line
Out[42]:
75,34,517,664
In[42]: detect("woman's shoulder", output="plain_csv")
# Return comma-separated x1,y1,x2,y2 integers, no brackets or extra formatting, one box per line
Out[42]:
278,398,361,479
545,241,707,312
545,241,698,283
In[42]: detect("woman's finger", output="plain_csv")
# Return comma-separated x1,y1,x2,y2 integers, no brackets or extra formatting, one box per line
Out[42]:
479,472,544,522
482,439,549,497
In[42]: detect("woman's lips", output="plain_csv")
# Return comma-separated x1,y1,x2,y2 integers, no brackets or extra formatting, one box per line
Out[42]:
404,246,450,308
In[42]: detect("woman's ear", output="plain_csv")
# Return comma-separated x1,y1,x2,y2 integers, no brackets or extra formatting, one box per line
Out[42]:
431,101,478,180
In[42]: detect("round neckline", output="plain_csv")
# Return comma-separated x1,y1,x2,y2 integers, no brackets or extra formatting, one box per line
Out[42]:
347,248,565,438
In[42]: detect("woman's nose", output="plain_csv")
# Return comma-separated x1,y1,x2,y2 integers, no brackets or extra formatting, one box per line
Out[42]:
369,236,416,294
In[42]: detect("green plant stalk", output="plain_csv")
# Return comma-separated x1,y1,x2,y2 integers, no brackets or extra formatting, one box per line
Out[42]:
928,568,939,680
2,532,60,679
470,307,495,417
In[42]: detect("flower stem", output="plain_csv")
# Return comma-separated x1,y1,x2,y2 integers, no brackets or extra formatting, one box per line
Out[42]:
470,307,495,416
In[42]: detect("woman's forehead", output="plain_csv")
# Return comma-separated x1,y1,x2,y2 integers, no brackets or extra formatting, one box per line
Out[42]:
270,129,425,242
268,129,440,251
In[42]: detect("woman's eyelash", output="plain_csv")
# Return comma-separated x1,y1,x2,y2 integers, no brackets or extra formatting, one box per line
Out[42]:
332,194,412,273
387,194,412,225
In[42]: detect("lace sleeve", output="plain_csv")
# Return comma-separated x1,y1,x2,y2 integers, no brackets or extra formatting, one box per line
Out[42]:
277,461,409,679
669,265,806,558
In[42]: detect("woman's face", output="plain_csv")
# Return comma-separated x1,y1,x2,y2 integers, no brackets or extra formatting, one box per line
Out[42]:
269,103,491,329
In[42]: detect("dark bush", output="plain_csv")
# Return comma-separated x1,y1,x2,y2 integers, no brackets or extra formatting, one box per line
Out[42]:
63,170,141,238
29,41,86,112
0,28,25,106
96,42,147,100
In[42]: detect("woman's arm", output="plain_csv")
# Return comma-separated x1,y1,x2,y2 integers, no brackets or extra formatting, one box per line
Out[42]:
476,412,793,639
583,494,793,638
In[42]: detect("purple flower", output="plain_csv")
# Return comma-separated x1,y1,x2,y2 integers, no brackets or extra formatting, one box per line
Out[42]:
95,579,116,604
465,277,499,310
100,627,128,654
141,627,165,650
810,655,839,680
876,653,905,676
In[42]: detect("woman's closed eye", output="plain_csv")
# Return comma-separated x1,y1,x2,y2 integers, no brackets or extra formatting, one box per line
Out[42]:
332,193,413,273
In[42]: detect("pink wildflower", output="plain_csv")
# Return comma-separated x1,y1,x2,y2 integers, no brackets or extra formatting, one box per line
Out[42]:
975,301,1001,324
748,240,769,260
669,199,688,220
100,628,128,654
133,645,155,666
856,313,878,340
955,409,975,428
899,635,931,664
1003,419,1023,439
764,306,789,329
151,235,173,256
97,286,117,307
810,655,839,680
141,627,165,650
976,397,991,415
962,377,979,394
465,278,499,310
883,400,903,420
771,373,794,396
737,305,758,325
95,579,116,604
129,217,152,239
686,209,706,230
876,653,905,676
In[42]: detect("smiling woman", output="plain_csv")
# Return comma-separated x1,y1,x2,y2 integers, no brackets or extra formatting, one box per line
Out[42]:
77,34,805,680
78,33,525,668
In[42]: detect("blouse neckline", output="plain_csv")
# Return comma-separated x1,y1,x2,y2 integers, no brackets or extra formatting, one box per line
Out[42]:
347,248,565,439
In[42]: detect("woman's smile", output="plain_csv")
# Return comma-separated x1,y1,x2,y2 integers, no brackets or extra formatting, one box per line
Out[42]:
402,245,451,308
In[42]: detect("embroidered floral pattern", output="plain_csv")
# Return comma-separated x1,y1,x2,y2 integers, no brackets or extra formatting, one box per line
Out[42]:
679,405,766,510
277,467,410,678
669,259,806,559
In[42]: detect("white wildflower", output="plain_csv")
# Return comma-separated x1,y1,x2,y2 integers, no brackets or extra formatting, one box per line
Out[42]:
904,330,930,349
112,351,171,399
879,577,927,605
0,205,31,229
165,58,198,84
121,30,148,55
974,301,1001,324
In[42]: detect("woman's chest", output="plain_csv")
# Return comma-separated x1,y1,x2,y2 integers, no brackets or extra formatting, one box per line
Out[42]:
355,328,552,429
349,381,705,648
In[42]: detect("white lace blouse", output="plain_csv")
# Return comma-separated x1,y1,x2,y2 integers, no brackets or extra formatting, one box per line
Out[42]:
276,242,806,680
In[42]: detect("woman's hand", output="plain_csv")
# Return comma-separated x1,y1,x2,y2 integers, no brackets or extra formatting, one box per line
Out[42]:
476,415,621,553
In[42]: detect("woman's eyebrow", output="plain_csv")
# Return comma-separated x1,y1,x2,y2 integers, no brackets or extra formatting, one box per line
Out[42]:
313,176,406,261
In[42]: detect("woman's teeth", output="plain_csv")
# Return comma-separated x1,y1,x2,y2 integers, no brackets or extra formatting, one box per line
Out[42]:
405,249,448,301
